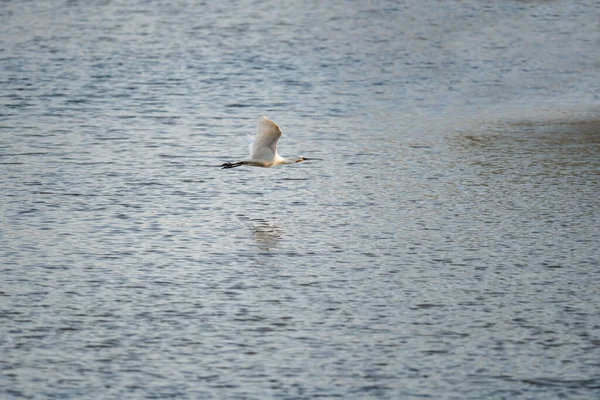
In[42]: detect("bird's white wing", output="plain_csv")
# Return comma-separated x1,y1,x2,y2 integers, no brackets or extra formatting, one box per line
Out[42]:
248,116,282,162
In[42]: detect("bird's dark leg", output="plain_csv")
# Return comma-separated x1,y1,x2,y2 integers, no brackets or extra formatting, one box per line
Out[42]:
221,161,244,169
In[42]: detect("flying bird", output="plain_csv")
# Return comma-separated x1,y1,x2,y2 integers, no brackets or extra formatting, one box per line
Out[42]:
221,116,319,169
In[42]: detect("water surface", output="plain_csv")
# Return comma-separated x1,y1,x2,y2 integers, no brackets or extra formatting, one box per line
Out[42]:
1,0,599,398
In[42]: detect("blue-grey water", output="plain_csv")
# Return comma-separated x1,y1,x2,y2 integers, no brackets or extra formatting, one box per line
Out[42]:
1,0,599,399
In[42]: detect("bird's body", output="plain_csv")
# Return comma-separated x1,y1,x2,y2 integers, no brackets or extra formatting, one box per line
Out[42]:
221,116,316,169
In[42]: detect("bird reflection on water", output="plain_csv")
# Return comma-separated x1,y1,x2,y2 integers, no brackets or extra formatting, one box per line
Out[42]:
236,216,283,251
251,219,283,251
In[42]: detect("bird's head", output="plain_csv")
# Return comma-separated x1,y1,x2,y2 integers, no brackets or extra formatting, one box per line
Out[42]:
294,156,321,163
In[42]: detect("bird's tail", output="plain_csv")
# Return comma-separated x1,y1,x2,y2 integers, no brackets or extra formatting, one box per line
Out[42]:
221,161,245,169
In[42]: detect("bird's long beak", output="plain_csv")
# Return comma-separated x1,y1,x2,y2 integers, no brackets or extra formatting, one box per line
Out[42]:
302,157,323,161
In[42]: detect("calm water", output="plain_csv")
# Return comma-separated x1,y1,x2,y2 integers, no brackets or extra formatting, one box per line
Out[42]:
1,0,599,398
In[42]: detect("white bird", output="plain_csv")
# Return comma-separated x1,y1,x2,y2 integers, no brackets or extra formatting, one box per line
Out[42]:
221,116,319,169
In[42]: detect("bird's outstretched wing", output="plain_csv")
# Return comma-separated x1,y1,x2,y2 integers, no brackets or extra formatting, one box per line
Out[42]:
247,116,283,162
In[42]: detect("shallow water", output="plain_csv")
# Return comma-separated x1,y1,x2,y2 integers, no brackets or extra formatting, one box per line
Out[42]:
1,0,599,399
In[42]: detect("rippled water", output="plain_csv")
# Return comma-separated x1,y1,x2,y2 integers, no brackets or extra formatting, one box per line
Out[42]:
1,0,599,398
